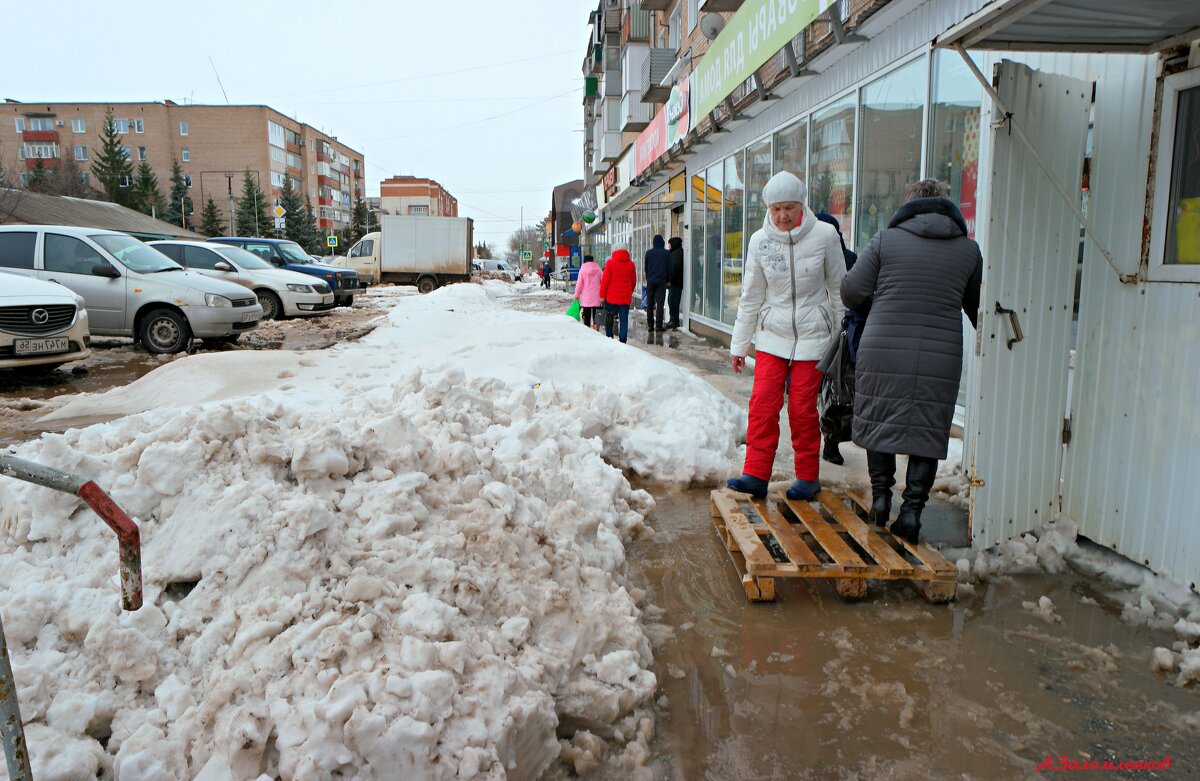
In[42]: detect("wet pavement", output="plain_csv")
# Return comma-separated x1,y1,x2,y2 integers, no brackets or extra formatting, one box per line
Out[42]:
628,484,1199,780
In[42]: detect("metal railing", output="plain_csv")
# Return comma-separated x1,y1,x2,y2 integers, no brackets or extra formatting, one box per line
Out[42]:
0,454,144,780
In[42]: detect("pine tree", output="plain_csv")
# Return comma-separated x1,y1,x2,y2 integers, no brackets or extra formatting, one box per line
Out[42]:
24,159,50,193
91,110,133,205
235,170,274,238
366,206,380,232
131,162,167,218
350,196,370,244
279,177,307,245
51,153,99,199
164,159,191,229
199,197,225,237
298,194,321,253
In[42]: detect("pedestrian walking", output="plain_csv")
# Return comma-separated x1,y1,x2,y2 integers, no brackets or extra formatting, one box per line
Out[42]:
643,234,671,331
726,171,846,501
574,254,603,330
541,259,553,289
813,212,864,466
841,178,982,544
599,247,636,343
666,236,684,329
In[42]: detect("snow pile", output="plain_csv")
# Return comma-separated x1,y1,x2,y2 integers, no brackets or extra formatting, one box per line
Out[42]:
1,285,745,778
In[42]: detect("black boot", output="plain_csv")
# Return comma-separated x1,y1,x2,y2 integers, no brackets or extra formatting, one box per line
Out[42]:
865,450,896,527
890,455,937,544
821,438,844,465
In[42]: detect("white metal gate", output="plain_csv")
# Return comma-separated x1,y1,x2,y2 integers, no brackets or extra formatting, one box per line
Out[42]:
965,61,1091,549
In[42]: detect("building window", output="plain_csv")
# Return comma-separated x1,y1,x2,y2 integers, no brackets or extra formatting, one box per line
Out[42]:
856,56,925,249
688,0,698,31
1150,68,1200,280
137,146,147,161
119,146,131,160
80,172,90,184
184,174,192,188
268,120,285,148
286,152,301,168
22,142,59,159
745,136,772,256
113,118,130,134
721,153,745,326
179,121,188,136
72,118,86,133
271,171,286,187
134,118,144,133
28,118,54,132
704,162,723,321
75,145,87,161
772,117,806,179
14,118,23,132
669,4,682,50
809,93,856,245
409,205,429,215
929,49,982,239
181,148,190,162
119,174,133,187
271,147,285,164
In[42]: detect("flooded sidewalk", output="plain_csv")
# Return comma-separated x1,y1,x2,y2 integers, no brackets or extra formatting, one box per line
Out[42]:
628,485,1198,780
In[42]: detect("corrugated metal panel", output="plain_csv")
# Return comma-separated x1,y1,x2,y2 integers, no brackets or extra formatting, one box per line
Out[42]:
965,61,1090,550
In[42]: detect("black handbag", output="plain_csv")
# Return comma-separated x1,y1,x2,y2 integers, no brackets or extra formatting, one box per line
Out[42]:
817,330,855,443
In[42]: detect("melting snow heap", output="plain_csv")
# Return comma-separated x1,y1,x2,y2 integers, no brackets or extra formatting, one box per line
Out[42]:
0,285,744,780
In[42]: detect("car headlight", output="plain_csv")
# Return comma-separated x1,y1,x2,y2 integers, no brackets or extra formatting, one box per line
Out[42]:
71,292,86,306
204,293,233,308
286,284,313,293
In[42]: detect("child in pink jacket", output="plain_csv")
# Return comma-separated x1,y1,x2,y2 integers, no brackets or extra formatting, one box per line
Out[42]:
574,255,603,330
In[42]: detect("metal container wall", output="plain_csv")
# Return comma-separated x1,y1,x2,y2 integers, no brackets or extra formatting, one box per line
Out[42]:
379,216,473,276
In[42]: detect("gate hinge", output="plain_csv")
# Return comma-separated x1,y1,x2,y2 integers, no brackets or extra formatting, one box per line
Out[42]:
1062,416,1072,446
968,474,985,488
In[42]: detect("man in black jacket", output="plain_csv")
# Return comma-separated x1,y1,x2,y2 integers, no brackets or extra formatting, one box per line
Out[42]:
665,236,684,329
643,234,671,331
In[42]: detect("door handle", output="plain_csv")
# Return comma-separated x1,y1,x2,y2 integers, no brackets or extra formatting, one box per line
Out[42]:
994,301,1024,350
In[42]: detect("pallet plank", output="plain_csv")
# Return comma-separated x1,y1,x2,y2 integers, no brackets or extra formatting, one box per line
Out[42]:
748,496,824,571
779,494,869,571
845,489,959,577
816,492,913,575
712,490,777,574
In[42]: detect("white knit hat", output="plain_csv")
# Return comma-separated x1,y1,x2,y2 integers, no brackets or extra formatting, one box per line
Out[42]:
762,171,808,206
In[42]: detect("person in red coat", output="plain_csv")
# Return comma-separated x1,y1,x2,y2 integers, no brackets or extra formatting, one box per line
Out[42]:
599,248,636,343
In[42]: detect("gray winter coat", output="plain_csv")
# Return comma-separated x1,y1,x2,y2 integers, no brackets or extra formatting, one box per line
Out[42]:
840,197,982,459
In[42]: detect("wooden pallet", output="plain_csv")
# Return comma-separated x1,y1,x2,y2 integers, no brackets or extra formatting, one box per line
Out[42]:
711,487,958,603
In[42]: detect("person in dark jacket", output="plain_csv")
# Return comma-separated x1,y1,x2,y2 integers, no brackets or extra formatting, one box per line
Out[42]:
643,234,672,331
814,212,862,466
665,236,684,328
541,258,553,289
841,179,982,544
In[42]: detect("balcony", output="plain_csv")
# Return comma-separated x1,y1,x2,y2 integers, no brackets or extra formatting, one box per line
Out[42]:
22,130,59,143
598,129,622,163
623,2,650,43
590,146,607,176
642,0,671,9
621,91,653,132
603,6,620,32
640,48,676,103
698,0,744,10
604,68,622,97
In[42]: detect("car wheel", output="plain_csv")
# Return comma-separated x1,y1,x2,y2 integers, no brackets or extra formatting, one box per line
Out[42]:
257,290,283,320
417,277,437,295
139,308,192,354
341,295,354,307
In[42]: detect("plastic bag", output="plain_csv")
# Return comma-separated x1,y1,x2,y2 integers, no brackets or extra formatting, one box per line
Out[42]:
566,299,582,321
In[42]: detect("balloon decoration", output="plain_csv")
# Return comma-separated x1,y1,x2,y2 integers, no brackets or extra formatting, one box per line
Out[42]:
572,221,583,232
582,211,596,224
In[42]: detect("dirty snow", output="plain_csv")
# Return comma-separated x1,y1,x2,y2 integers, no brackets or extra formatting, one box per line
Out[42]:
0,284,743,779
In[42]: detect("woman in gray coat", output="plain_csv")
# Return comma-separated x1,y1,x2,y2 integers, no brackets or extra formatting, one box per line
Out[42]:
841,179,982,543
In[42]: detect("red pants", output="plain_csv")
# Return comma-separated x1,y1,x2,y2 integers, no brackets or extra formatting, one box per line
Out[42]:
743,352,822,482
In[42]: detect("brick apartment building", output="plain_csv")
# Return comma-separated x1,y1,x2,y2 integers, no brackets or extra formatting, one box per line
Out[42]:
379,176,457,217
0,100,364,233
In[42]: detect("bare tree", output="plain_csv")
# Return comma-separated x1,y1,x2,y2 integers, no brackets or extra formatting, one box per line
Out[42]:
506,225,543,265
0,140,25,219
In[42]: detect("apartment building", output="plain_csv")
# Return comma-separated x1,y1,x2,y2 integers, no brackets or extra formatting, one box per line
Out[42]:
0,100,365,233
378,176,458,217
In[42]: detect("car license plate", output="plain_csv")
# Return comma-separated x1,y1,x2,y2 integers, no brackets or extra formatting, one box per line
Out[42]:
239,312,260,323
14,337,69,356
321,295,334,305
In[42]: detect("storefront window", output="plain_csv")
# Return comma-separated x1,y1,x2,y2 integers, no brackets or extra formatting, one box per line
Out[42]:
691,173,706,315
746,137,772,254
772,117,806,179
722,153,745,325
856,56,925,249
929,49,982,238
809,94,856,245
1164,84,1200,265
704,162,723,321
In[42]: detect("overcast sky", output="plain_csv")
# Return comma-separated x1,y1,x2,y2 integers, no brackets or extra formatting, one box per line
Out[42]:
7,0,597,246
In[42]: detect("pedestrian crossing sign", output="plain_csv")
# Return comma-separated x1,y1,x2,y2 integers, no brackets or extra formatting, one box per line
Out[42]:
520,250,532,261
326,235,338,248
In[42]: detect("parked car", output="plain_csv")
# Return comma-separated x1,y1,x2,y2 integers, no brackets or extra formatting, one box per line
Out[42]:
207,238,359,306
0,225,263,354
150,241,336,320
478,259,522,282
0,272,92,370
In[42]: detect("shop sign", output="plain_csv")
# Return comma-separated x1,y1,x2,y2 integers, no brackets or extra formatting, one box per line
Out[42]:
693,0,838,120
635,76,691,177
603,165,619,198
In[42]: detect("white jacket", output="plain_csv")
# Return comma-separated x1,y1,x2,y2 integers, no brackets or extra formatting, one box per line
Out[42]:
730,207,845,361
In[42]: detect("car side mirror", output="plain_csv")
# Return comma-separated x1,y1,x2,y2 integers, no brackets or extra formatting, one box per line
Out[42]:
91,263,120,278
214,261,234,272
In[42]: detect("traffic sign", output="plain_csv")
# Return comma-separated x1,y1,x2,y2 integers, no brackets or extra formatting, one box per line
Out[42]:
273,205,285,218
520,250,532,261
326,235,338,248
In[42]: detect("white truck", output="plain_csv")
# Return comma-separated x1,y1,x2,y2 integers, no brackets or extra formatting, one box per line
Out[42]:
334,216,474,294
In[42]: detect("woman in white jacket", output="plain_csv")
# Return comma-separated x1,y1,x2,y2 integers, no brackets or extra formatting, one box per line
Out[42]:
727,171,846,500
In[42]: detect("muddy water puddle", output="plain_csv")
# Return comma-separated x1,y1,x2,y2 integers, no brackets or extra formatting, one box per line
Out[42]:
628,485,1199,780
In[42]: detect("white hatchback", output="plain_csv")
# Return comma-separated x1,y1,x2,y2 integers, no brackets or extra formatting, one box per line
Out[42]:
151,241,336,320
0,273,92,370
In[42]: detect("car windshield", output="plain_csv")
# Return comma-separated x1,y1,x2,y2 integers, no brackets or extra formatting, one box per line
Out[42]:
211,244,274,270
276,241,314,264
90,234,180,273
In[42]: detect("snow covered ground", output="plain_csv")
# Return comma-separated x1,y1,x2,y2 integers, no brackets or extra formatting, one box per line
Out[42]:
0,283,744,780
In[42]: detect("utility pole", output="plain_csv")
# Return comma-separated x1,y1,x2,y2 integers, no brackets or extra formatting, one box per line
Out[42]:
226,174,236,237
